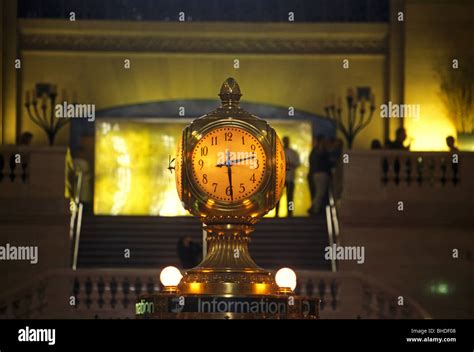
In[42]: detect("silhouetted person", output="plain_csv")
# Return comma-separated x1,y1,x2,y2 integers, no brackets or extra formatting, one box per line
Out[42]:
276,136,300,217
371,139,382,149
18,132,33,145
307,137,317,204
446,136,459,153
177,236,201,269
308,135,331,216
387,127,410,150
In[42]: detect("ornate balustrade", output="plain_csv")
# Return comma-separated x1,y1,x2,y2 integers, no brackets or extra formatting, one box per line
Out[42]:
380,152,461,187
0,268,430,319
0,147,30,186
0,146,68,200
341,150,474,225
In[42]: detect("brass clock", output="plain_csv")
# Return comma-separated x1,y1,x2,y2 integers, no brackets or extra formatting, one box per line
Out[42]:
136,78,319,319
174,77,286,296
176,78,285,225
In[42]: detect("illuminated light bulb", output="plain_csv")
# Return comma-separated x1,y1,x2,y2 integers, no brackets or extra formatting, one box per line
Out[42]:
275,267,297,292
160,266,183,288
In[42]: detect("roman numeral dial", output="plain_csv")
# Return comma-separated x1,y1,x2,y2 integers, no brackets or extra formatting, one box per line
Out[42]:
191,127,266,202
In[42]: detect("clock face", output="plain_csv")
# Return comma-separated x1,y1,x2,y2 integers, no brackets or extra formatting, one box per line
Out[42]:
191,126,267,203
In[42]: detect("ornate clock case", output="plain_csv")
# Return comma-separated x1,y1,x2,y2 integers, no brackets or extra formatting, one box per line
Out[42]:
137,78,319,319
175,78,285,296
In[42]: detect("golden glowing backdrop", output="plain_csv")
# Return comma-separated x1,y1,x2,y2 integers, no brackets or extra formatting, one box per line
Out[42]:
95,119,312,217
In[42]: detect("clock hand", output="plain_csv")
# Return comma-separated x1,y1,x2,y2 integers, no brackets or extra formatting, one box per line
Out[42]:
227,163,234,201
230,155,256,165
216,154,256,167
225,149,233,201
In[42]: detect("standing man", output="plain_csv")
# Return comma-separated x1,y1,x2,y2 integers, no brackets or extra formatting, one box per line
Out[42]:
308,135,331,216
386,127,410,150
276,136,300,217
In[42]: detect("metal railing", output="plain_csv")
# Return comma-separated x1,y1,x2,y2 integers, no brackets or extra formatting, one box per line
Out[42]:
66,154,84,271
325,174,341,272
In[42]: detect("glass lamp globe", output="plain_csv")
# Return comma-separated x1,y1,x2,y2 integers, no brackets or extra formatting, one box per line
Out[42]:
275,267,297,291
160,266,183,287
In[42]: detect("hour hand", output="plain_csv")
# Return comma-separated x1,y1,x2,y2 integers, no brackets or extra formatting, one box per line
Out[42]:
227,165,233,201
225,150,233,201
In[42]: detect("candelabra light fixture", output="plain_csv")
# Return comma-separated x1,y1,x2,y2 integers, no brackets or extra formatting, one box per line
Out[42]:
324,88,376,149
24,83,75,146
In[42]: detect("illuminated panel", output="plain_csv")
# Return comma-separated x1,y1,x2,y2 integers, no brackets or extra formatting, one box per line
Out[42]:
95,118,312,216
95,119,190,216
405,107,457,151
267,120,312,217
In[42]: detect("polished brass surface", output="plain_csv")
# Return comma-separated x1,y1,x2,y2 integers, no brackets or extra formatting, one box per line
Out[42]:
137,78,315,318
174,78,285,297
177,77,285,224
178,223,278,296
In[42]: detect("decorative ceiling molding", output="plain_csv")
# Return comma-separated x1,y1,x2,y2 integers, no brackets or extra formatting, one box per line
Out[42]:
21,33,387,54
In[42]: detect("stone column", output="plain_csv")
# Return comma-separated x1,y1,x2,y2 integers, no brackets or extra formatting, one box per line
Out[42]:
1,0,19,145
386,0,406,142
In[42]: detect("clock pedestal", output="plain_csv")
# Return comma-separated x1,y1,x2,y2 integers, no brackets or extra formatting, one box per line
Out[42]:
136,78,319,319
178,224,277,296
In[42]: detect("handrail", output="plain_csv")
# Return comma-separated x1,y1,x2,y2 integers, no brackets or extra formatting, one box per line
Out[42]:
328,179,340,246
325,205,336,272
325,174,341,272
66,160,84,271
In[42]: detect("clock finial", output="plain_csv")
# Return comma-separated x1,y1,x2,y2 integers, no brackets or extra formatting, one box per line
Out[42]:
219,77,242,106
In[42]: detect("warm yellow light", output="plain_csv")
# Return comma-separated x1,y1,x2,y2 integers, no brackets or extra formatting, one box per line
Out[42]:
254,283,267,294
94,120,190,216
406,115,456,151
160,266,183,287
403,85,457,151
267,121,312,217
94,119,311,216
275,267,297,291
189,282,202,294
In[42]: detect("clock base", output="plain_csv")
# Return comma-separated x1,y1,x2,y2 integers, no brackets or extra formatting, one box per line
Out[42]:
135,222,320,319
178,267,277,296
178,223,280,296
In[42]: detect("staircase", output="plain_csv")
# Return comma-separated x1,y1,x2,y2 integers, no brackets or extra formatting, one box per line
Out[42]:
250,217,330,270
78,215,330,270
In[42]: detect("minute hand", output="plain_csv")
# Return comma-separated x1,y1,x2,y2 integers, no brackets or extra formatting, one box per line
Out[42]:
216,155,256,167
